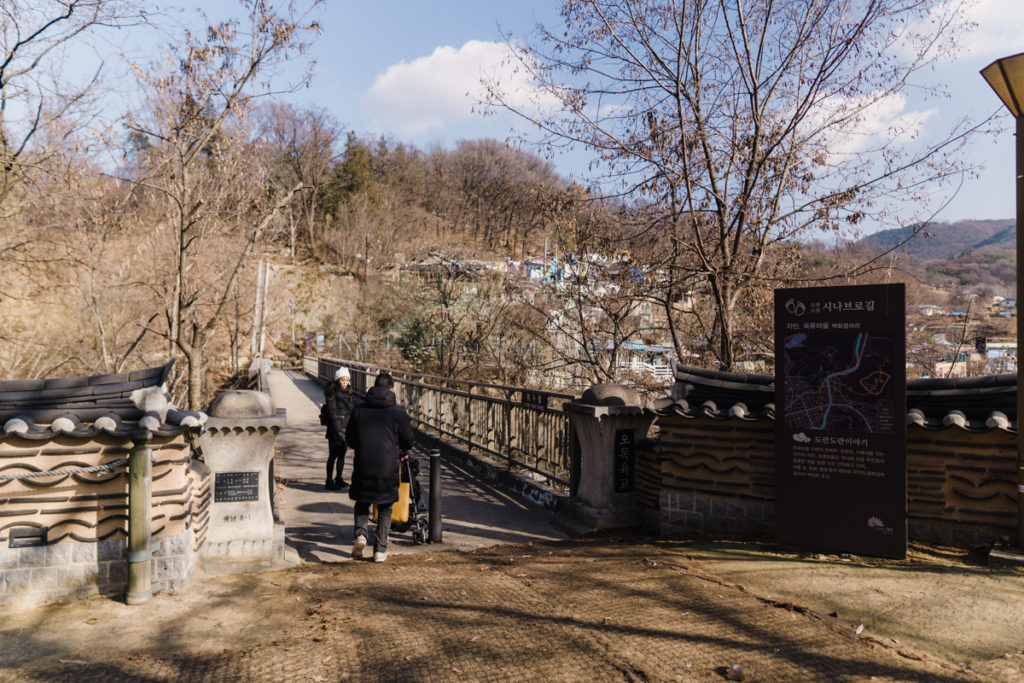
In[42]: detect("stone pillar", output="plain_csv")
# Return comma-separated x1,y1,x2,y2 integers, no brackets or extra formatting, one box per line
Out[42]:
197,390,288,572
564,383,655,530
126,432,153,604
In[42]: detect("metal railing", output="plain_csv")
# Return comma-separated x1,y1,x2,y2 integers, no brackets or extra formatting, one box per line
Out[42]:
304,355,577,492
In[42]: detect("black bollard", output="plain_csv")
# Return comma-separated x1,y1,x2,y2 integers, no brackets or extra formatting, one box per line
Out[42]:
429,448,442,543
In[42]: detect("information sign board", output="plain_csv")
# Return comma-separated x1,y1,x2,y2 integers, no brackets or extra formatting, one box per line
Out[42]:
521,390,548,411
774,283,906,558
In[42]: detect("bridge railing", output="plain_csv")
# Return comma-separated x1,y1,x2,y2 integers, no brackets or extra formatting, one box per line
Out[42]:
304,355,577,492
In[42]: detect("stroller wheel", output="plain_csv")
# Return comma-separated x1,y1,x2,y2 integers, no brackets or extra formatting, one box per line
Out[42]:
412,517,429,544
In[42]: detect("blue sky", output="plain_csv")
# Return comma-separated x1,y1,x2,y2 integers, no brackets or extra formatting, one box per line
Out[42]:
277,1,561,149
164,1,1024,229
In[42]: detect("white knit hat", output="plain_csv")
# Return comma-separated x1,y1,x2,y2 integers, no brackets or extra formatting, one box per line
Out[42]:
334,367,350,380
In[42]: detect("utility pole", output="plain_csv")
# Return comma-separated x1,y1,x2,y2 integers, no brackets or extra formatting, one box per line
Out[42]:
554,238,559,282
981,53,1024,550
543,235,548,283
251,259,264,360
258,260,270,359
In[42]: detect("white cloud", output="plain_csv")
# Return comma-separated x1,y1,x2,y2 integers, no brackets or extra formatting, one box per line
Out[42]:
944,0,1024,58
802,92,935,157
362,40,555,138
841,93,935,153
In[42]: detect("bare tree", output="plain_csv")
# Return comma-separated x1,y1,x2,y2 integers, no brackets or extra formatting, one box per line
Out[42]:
415,260,502,377
487,0,984,370
0,1,146,219
387,258,509,377
32,165,160,375
507,213,653,388
434,139,564,256
123,0,321,407
258,101,339,260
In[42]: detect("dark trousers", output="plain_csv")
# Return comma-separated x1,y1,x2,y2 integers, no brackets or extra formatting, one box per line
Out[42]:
354,501,393,553
327,438,347,483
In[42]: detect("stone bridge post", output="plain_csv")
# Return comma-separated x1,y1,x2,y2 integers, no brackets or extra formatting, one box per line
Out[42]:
196,390,287,572
564,383,655,530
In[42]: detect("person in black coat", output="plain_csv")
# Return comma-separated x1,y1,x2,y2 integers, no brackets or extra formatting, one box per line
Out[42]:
324,367,355,490
344,372,413,562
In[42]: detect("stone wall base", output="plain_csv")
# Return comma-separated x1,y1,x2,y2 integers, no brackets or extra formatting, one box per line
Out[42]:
659,491,775,538
907,520,1007,549
564,499,643,530
0,529,196,610
658,491,1008,550
199,522,290,574
155,528,197,593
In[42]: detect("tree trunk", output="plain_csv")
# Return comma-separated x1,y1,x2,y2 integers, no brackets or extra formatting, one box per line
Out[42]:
185,325,206,411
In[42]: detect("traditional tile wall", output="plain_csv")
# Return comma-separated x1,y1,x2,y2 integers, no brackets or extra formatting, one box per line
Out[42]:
0,435,201,607
906,427,1016,547
641,415,1017,548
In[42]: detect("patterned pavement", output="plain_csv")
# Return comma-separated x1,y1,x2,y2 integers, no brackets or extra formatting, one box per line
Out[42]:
0,538,987,682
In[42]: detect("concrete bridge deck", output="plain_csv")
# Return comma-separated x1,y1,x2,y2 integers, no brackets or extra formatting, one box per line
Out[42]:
265,369,568,562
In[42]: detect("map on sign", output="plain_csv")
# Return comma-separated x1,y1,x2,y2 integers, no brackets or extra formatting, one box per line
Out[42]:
782,331,897,434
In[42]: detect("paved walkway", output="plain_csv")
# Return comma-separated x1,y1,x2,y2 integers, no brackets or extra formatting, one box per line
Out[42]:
265,369,568,562
0,539,1008,682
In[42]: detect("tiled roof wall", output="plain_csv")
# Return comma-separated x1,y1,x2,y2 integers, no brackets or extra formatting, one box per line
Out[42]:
640,365,1017,546
660,364,1015,430
0,364,171,423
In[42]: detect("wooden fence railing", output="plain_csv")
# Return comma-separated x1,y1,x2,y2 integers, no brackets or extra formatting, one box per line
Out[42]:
304,356,577,492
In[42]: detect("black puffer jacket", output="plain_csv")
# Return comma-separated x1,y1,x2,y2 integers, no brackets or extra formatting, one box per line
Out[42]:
345,386,414,504
324,384,355,442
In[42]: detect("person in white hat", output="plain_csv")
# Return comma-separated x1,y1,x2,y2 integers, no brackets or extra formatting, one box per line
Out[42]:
323,366,354,490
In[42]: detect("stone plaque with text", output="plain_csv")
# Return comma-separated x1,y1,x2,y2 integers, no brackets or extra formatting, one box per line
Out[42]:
613,429,635,493
215,471,260,503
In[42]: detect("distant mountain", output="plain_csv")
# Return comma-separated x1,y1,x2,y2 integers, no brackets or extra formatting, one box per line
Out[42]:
855,219,1014,261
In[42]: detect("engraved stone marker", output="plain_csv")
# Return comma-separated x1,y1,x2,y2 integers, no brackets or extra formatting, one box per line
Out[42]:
198,390,286,571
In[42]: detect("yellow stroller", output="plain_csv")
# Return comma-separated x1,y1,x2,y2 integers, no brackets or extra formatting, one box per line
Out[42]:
373,455,428,544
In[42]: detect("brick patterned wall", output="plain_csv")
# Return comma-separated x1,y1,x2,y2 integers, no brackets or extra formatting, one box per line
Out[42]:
0,434,199,606
642,414,1017,547
907,427,1016,546
0,435,193,545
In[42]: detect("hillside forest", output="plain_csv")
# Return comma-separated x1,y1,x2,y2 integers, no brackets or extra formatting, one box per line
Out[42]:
0,1,1005,408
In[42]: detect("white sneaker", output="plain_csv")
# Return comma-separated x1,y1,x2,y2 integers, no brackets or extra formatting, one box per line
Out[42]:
352,535,367,559
373,550,387,563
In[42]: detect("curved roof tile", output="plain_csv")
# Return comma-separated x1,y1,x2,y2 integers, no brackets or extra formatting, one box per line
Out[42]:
652,363,1016,432
0,361,206,441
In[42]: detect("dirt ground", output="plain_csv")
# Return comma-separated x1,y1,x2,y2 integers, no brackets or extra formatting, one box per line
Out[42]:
1,537,1018,682
679,539,1024,666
